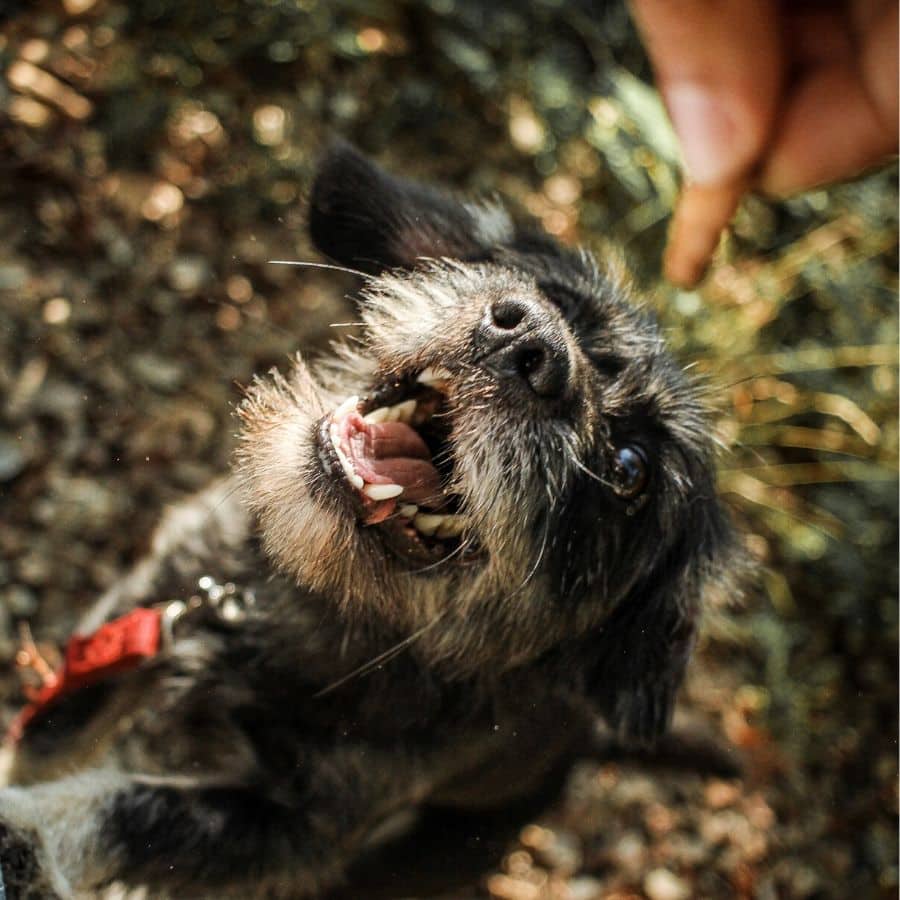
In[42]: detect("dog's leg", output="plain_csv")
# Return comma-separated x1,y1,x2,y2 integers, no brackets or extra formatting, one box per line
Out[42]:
0,762,397,898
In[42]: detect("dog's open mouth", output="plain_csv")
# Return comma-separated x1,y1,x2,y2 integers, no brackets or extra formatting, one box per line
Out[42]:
316,367,481,567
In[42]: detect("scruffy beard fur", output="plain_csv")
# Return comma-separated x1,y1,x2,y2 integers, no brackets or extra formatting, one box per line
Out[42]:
0,143,740,900
238,262,603,670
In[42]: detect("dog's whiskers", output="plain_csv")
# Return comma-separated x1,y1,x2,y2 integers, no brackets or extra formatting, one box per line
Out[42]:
313,613,446,697
571,455,616,491
268,259,372,279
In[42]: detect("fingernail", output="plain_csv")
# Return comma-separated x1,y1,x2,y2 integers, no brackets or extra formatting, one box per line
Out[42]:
665,83,746,186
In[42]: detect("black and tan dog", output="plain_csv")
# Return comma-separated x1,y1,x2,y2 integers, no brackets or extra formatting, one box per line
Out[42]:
0,144,738,899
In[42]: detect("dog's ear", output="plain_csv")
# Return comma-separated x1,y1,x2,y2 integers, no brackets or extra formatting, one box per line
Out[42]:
309,141,514,274
585,515,737,746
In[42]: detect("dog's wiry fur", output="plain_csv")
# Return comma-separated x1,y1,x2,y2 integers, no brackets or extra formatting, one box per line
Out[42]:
0,144,738,899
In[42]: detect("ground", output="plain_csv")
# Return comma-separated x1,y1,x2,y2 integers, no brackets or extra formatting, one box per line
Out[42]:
0,2,897,898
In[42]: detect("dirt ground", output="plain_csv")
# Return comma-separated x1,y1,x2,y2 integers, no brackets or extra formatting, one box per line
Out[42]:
0,2,897,898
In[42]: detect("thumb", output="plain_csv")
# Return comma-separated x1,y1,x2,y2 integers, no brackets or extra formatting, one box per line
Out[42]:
630,0,783,186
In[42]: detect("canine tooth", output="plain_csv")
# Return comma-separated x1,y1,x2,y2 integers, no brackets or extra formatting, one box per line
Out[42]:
329,425,364,489
342,463,364,490
436,515,467,538
333,395,359,419
341,465,364,490
393,400,417,423
398,504,418,518
412,513,445,536
417,367,452,386
364,406,391,424
363,483,404,501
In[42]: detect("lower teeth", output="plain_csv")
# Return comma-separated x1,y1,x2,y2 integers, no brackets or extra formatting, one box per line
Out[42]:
413,512,466,538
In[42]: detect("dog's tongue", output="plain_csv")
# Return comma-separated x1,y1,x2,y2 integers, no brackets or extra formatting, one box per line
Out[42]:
341,414,442,505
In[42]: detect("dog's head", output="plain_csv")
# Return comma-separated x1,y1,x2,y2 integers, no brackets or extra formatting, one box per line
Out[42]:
237,143,738,741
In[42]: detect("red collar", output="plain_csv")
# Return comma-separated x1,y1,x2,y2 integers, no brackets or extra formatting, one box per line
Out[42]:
7,607,163,744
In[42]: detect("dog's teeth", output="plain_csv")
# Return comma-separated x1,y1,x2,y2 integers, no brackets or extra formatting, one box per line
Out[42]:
363,483,404,501
329,424,364,490
411,512,468,538
340,460,364,491
365,399,417,425
412,513,445,536
417,367,452,386
333,395,359,419
393,400,417,423
436,515,467,538
364,406,391,424
398,504,418,518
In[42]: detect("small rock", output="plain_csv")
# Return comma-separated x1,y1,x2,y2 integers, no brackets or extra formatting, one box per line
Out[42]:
539,829,581,873
660,832,710,869
612,773,658,806
130,353,186,392
166,256,210,293
644,868,691,900
0,434,28,481
705,779,741,809
107,235,134,267
0,263,29,290
610,831,646,876
37,475,119,534
17,551,52,586
700,810,747,847
3,585,38,617
566,876,603,900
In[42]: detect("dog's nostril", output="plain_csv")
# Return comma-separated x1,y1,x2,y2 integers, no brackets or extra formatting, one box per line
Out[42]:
513,338,567,397
515,345,545,377
479,297,571,398
491,299,528,330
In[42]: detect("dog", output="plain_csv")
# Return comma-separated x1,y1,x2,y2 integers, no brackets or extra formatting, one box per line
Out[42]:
0,143,738,899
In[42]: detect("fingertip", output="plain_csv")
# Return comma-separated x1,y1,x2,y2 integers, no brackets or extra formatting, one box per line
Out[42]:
664,182,746,288
663,240,705,289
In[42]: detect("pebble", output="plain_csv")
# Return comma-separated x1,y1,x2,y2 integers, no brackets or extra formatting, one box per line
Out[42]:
644,868,691,900
129,353,186,392
705,779,742,809
33,476,119,533
565,876,603,900
530,828,581,873
610,831,647,876
3,585,39,617
166,256,210,293
0,263,29,290
0,434,28,481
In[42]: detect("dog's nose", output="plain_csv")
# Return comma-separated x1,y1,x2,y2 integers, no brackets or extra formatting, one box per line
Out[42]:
479,297,571,398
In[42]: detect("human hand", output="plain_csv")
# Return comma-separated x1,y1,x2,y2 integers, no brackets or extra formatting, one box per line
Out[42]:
629,0,899,287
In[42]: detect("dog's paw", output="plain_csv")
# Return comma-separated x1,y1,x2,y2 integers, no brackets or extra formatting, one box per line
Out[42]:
0,821,61,900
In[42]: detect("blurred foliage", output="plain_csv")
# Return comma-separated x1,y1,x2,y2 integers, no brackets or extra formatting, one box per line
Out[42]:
0,1,897,897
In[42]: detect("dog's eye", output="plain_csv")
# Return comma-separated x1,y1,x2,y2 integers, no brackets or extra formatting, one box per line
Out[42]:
611,445,648,498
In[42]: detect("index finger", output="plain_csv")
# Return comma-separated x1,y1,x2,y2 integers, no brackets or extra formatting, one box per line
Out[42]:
629,0,782,285
664,180,746,288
